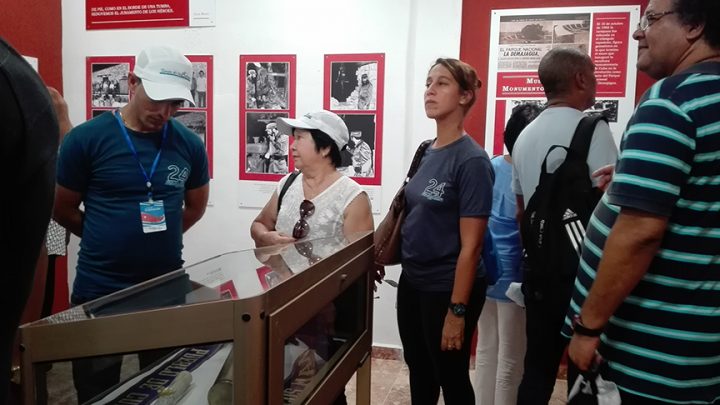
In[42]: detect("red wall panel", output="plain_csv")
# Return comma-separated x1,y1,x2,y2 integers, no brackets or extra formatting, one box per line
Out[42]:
1,0,67,312
460,0,653,145
0,0,63,91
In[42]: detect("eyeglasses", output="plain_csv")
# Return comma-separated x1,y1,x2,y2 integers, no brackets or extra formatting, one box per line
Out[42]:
295,241,323,265
638,10,675,31
292,200,315,239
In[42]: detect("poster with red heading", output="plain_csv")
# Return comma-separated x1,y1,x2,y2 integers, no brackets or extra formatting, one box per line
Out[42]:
484,6,640,155
323,53,385,187
86,0,189,29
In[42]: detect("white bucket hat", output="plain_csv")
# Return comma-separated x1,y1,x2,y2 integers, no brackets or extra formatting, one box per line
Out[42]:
276,110,349,151
133,46,195,106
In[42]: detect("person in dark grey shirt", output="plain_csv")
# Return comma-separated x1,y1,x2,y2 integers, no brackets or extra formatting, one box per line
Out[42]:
396,58,493,405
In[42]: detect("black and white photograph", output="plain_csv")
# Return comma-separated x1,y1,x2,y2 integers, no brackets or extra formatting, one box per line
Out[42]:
330,62,378,110
498,14,590,45
174,111,207,145
245,62,289,110
587,99,619,122
187,61,209,109
245,112,290,175
90,63,131,108
510,99,547,110
497,14,590,71
337,114,376,178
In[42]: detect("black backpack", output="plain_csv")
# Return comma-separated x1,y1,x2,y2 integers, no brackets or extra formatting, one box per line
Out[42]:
521,115,606,282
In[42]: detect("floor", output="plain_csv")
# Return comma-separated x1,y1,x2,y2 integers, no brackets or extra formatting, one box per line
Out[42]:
43,355,569,404
345,357,568,404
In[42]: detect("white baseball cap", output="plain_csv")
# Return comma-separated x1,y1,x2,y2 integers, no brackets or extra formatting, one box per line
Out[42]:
276,110,349,151
133,46,195,106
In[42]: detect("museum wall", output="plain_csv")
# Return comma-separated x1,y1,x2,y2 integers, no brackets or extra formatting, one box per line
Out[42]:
61,0,464,348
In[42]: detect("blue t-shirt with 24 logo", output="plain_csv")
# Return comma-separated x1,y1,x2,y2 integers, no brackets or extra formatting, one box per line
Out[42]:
401,135,494,292
57,111,209,301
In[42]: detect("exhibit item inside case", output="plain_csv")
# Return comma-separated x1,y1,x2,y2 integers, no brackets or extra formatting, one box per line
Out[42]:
19,232,375,404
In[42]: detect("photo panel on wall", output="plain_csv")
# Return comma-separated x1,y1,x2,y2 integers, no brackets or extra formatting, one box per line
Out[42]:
329,61,378,111
86,56,134,120
175,111,207,145
239,55,296,183
325,53,384,186
337,114,376,179
245,61,290,110
243,112,291,176
181,55,214,176
187,60,209,109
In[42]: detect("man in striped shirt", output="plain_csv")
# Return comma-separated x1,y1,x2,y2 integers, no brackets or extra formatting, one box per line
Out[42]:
565,1,720,403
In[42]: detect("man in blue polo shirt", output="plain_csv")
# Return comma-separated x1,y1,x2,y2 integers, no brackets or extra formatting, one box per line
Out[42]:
565,1,720,403
54,45,209,402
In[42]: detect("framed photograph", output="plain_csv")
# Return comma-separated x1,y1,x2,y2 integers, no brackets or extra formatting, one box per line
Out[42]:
86,56,134,119
337,114,376,179
174,111,207,144
239,55,296,182
244,62,290,110
328,61,378,111
180,55,214,177
242,112,291,179
325,54,384,186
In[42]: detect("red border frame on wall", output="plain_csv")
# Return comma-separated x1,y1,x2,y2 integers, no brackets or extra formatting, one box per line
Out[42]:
323,53,385,186
181,55,214,177
238,54,297,182
459,0,652,148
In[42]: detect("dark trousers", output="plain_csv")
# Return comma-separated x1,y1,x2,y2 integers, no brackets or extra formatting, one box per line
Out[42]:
72,349,170,404
517,278,573,405
397,275,485,405
70,294,172,403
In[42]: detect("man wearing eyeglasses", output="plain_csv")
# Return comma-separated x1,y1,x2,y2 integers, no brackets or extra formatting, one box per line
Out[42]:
565,1,720,403
53,45,209,402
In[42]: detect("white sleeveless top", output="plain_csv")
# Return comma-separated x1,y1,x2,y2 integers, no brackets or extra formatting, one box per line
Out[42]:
275,173,364,240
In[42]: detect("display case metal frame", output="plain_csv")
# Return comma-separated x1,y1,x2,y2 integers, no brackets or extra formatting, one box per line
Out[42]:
19,232,374,404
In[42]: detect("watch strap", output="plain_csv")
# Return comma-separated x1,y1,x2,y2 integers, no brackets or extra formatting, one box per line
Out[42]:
573,315,604,337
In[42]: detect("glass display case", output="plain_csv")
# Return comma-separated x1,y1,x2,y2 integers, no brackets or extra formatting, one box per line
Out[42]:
18,232,374,404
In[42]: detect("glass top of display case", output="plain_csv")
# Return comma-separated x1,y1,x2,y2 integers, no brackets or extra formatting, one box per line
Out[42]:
28,232,370,326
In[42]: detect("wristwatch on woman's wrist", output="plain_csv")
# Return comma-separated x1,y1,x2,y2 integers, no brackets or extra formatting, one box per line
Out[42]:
572,315,604,337
448,302,467,317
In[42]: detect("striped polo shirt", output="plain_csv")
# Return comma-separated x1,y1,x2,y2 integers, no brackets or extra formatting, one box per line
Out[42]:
563,62,720,404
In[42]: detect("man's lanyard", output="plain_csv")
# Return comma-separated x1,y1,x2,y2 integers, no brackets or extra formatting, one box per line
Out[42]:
114,110,168,201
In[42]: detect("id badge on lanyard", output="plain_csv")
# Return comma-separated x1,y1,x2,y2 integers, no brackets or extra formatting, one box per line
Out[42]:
140,200,167,233
115,110,169,233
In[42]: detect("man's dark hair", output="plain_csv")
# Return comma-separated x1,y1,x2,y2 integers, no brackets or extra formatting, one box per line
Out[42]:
309,129,342,168
538,47,592,99
505,103,543,155
673,0,720,48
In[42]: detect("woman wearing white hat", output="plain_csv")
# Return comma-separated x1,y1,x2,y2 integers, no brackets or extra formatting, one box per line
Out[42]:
250,110,373,404
251,110,373,246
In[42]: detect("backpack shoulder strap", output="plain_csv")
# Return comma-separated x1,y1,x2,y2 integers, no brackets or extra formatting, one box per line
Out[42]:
569,115,607,160
405,139,433,183
277,170,301,213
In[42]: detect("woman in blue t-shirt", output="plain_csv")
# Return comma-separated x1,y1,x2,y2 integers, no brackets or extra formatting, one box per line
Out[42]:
397,58,494,404
474,103,542,405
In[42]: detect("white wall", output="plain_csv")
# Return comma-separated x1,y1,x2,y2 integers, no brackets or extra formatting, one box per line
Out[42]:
61,0,463,348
